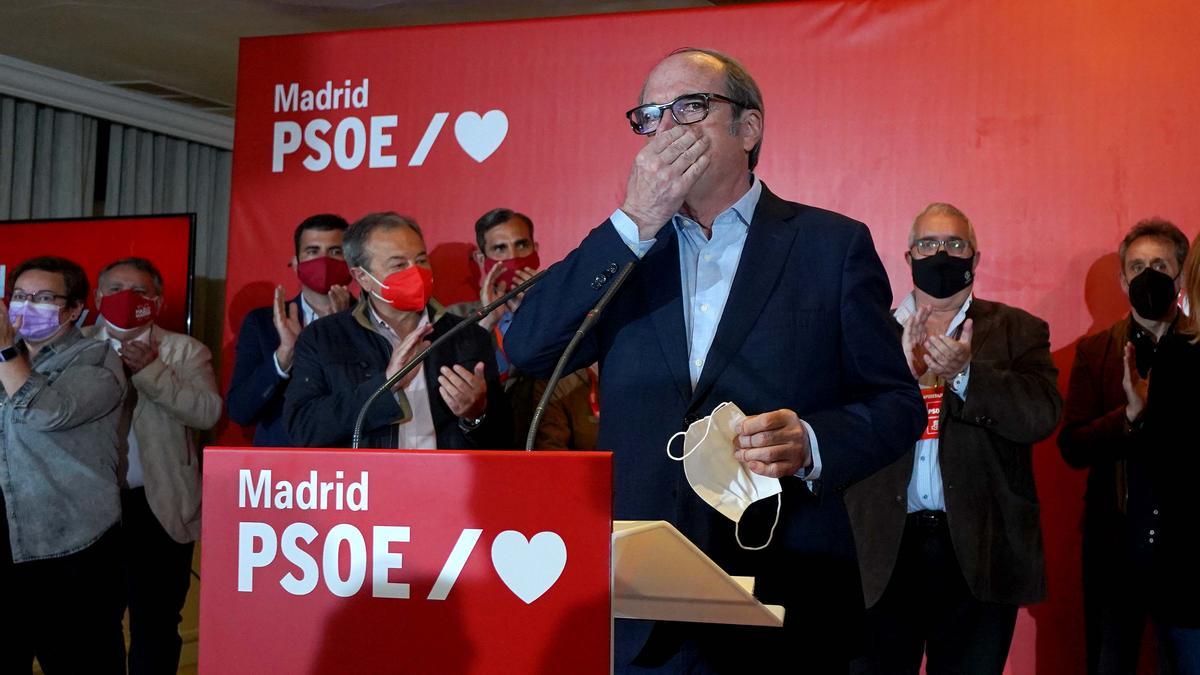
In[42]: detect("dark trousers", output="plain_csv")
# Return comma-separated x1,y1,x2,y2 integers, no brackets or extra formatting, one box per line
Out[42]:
1084,542,1148,674
0,524,126,675
121,487,196,675
852,511,1019,675
1084,528,1200,675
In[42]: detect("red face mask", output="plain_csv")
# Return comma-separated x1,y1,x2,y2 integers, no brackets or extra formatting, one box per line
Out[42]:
362,265,434,312
99,289,158,331
296,256,352,294
483,250,540,289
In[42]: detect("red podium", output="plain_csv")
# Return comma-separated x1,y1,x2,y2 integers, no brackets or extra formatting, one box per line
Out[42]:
199,447,612,674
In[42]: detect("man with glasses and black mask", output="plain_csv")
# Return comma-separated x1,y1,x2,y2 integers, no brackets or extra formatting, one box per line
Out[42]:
845,203,1062,674
506,48,925,672
1059,218,1190,674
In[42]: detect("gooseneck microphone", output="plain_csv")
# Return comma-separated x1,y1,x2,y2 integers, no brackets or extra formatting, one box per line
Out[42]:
351,270,544,449
525,260,636,451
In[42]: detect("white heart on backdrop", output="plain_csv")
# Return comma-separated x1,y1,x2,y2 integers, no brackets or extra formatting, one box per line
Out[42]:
490,530,567,604
454,110,508,163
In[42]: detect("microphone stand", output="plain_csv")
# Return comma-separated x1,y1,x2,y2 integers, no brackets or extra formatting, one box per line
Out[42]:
351,270,544,449
525,260,635,451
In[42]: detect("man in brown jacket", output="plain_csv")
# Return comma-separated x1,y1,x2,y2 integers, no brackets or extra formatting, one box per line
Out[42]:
86,257,222,675
1058,218,1189,674
846,203,1062,674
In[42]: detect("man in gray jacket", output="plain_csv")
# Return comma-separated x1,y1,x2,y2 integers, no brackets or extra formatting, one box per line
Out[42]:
87,257,222,675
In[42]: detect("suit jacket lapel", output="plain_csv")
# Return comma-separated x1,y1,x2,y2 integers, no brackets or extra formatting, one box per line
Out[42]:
964,298,999,359
642,225,693,405
689,186,799,408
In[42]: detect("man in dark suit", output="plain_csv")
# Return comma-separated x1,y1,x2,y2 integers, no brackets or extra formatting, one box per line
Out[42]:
226,214,352,446
505,48,925,673
283,212,512,450
844,203,1062,674
1058,218,1190,674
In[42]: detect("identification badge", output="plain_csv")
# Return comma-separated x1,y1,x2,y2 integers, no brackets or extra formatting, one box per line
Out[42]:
921,384,944,441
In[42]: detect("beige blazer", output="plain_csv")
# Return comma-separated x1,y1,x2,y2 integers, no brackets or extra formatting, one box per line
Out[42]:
85,322,222,543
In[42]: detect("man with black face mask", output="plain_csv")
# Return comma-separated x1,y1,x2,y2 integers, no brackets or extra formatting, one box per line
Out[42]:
1059,218,1189,675
845,203,1062,674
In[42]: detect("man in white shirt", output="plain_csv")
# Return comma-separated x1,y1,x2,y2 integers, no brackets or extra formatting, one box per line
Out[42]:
86,257,222,674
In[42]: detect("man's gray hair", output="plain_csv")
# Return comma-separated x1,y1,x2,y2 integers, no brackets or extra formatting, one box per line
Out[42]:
98,257,164,296
649,48,765,171
908,202,977,249
343,212,423,271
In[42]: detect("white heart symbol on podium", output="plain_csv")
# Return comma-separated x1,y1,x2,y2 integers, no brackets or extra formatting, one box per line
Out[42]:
454,110,508,163
490,530,566,604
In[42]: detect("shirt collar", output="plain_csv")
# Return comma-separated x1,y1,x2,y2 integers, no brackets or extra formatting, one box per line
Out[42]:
673,174,762,233
29,325,85,363
92,320,154,349
894,291,974,334
92,319,153,342
362,297,434,345
298,294,317,326
1128,311,1178,343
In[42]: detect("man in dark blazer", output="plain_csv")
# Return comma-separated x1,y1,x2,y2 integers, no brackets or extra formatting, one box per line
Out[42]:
226,213,353,446
284,212,512,450
505,48,925,673
845,203,1062,674
1058,218,1189,674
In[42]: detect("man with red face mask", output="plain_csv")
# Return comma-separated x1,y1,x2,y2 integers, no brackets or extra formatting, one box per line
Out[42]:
84,257,221,675
284,212,512,449
448,208,599,448
227,213,352,446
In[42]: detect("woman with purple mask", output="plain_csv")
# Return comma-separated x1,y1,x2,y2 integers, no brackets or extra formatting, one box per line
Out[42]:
0,256,126,674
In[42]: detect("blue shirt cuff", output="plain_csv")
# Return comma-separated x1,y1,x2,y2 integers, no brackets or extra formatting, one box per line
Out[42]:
273,351,291,379
795,419,821,486
609,209,657,259
950,364,970,400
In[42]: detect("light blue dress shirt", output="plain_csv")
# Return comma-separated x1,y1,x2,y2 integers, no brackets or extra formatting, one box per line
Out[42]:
893,292,972,512
609,176,822,481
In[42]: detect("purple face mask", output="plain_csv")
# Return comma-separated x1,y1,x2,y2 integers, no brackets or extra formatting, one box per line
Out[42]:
8,301,64,342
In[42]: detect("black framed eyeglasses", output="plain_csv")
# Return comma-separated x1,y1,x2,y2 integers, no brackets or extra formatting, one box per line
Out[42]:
625,92,748,135
910,237,974,258
10,290,70,305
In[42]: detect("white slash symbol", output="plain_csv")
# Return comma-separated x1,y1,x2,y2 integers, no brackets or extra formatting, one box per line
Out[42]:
426,528,482,600
408,112,450,167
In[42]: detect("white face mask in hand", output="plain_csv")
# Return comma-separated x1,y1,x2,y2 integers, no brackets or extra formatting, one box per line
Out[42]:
666,402,782,551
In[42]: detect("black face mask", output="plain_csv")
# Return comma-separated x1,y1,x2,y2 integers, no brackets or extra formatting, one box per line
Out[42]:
911,252,975,299
1128,267,1179,321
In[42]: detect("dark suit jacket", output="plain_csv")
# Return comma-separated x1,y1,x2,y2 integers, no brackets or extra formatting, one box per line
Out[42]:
1058,317,1136,565
505,185,926,668
226,301,293,446
283,299,512,450
845,298,1062,608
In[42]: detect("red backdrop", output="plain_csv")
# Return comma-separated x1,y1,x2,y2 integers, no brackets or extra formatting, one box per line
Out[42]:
1,214,194,334
223,2,1200,671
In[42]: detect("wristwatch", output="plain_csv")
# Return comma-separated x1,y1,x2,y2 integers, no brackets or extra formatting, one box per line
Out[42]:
458,413,487,431
0,344,20,362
